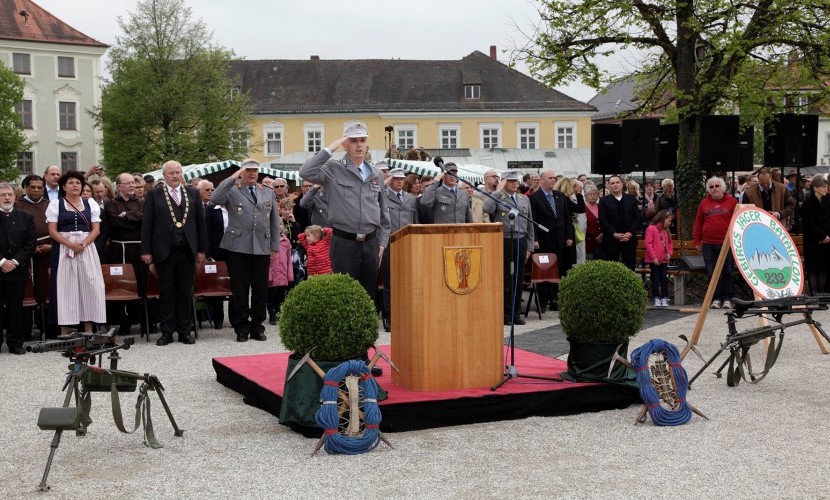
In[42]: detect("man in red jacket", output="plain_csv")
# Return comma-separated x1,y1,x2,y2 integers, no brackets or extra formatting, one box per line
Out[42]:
693,176,738,309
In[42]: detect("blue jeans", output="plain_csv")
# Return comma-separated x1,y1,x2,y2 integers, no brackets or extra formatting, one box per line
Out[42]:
702,243,735,301
650,263,669,299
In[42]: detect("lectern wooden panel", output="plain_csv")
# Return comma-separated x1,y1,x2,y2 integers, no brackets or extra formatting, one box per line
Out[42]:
390,223,504,391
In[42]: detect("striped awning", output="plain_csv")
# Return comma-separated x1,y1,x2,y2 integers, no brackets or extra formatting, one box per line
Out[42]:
388,159,486,184
145,160,300,182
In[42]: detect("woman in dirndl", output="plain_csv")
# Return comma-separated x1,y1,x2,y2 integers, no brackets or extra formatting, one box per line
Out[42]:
47,171,106,335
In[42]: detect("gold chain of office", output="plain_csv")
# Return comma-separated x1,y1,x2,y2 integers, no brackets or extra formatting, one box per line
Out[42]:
163,186,189,228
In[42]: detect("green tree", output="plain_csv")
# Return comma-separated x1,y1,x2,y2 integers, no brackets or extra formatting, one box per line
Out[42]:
518,0,830,236
91,0,251,174
0,64,29,181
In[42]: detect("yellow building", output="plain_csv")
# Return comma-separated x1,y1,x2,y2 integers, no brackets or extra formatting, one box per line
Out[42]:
229,50,595,175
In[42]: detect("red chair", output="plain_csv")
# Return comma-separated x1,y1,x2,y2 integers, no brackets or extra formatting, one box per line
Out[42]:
101,264,149,341
524,253,560,319
192,261,232,336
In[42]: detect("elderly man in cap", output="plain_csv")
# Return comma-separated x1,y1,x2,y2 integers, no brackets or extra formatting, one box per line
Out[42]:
381,168,418,331
211,159,281,342
420,162,472,224
484,171,535,325
299,122,391,300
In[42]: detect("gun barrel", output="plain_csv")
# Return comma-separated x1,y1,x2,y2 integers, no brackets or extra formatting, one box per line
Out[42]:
26,337,85,353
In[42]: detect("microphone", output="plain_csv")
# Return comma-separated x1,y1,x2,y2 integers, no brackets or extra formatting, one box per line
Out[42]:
433,156,444,170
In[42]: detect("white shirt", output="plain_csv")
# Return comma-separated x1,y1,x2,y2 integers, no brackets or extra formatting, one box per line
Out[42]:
46,198,102,224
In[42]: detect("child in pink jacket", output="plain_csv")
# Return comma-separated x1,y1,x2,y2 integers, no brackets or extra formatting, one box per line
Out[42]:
267,232,293,324
644,209,674,307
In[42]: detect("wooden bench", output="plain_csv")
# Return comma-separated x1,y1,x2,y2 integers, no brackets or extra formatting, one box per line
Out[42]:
635,239,705,306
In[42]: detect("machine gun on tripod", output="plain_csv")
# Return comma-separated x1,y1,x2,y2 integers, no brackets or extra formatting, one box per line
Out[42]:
28,328,184,492
688,295,830,388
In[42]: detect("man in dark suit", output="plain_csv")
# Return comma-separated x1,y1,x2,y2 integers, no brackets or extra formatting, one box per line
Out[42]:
0,183,37,354
598,175,640,270
529,170,574,311
141,160,207,346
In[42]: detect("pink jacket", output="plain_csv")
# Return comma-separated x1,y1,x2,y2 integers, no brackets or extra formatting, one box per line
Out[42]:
644,224,673,264
268,234,293,287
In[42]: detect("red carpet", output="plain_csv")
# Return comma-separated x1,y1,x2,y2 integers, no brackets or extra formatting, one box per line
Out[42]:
213,345,640,433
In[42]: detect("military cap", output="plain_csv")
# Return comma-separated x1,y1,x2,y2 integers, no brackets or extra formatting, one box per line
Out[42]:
239,158,260,169
389,168,407,178
344,122,368,138
501,170,520,181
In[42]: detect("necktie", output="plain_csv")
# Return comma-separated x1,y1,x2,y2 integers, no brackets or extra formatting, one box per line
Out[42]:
249,186,257,204
511,194,518,207
171,187,180,206
397,192,403,203
547,193,558,219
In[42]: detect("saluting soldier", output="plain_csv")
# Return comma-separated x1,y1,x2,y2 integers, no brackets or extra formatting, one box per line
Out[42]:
420,163,472,224
483,171,535,326
381,168,418,331
211,159,281,342
299,122,391,299
298,184,329,227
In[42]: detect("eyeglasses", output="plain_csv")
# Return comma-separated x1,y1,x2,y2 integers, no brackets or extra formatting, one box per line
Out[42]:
274,184,287,188
707,185,722,189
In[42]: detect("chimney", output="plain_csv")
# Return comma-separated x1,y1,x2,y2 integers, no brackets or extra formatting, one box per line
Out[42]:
310,55,320,61
489,45,497,60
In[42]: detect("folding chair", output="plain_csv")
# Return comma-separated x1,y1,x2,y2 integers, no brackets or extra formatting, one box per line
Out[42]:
101,263,149,341
524,253,561,320
192,261,232,337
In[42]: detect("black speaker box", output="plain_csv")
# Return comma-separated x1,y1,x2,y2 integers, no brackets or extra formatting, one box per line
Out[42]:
680,255,707,271
659,123,679,171
700,115,740,171
764,113,818,168
591,124,624,175
622,118,660,172
802,114,819,167
738,125,754,171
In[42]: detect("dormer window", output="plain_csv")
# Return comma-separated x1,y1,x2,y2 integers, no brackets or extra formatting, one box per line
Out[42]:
464,85,480,100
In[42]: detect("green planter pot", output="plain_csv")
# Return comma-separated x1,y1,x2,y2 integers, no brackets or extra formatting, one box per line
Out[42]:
279,354,387,437
562,339,637,387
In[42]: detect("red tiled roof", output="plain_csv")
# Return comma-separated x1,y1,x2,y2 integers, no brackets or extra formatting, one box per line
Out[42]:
0,0,108,48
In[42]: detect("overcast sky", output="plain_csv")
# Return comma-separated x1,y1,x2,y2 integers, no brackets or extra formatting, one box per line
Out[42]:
35,0,598,102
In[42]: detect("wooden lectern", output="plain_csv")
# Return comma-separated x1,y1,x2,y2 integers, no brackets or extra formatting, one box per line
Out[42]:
390,223,504,391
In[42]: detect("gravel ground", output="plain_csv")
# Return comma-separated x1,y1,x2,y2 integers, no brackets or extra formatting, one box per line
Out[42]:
1,301,830,500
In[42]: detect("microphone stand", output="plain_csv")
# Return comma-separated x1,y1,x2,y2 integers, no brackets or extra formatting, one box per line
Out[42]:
429,158,560,390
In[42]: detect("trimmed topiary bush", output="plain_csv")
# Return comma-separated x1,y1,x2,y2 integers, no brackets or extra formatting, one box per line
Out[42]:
558,260,647,343
278,274,379,361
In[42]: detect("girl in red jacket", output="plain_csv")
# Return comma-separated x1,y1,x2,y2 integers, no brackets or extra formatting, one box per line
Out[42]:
298,225,333,276
644,210,674,307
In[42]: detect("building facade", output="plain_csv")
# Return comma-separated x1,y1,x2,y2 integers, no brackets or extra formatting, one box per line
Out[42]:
229,49,595,173
0,0,108,176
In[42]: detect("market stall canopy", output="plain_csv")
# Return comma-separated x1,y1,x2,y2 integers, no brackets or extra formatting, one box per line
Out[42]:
145,160,299,182
388,159,487,184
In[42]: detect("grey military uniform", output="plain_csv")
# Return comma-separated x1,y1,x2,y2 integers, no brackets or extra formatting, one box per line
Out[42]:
211,177,281,255
420,183,472,224
299,149,391,247
483,190,535,249
384,187,419,232
298,186,329,227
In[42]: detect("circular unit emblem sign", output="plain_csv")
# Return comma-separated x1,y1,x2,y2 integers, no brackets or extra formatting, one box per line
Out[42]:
731,206,803,299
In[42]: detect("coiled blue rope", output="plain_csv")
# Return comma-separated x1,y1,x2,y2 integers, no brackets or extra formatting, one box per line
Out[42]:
630,339,692,426
314,359,382,454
